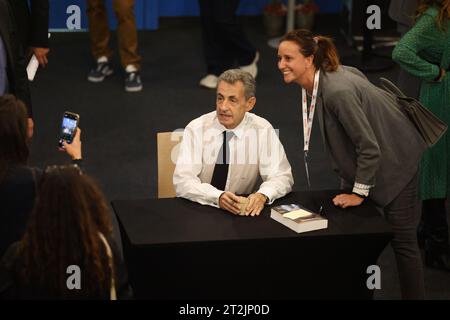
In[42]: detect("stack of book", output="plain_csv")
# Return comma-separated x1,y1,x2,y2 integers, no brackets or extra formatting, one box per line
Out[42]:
270,204,328,233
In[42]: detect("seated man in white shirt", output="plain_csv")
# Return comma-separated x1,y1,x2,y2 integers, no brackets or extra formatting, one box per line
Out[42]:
173,69,293,216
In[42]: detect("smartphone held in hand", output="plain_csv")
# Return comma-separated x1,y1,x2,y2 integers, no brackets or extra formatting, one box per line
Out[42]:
58,111,79,148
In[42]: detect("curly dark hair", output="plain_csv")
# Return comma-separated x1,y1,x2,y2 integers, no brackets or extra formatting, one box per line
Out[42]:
16,166,114,299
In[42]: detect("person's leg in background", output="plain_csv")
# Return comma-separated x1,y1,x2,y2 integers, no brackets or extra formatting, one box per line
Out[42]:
86,0,114,82
112,0,143,92
395,26,422,99
421,199,450,271
198,0,233,89
384,172,425,299
212,0,258,78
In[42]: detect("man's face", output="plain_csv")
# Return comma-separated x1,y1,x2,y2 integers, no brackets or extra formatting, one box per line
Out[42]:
277,40,313,84
216,81,256,129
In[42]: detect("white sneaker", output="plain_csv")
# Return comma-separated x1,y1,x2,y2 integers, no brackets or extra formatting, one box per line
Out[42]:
239,51,259,78
199,74,218,89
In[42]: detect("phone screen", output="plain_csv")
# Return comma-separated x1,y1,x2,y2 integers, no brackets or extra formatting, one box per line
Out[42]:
59,113,78,147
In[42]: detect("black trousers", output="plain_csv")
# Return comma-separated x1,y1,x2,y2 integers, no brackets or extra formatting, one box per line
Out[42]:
198,0,256,75
342,172,425,299
384,172,425,299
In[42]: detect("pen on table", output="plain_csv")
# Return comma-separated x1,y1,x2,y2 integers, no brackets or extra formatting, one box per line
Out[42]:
319,205,324,215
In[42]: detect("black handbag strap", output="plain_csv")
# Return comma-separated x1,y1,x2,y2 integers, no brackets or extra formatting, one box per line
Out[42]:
379,77,407,98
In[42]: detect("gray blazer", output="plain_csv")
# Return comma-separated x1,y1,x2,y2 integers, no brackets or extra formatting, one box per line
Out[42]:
315,66,427,207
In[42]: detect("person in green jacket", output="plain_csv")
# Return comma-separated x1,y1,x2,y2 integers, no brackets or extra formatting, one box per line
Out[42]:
393,0,450,272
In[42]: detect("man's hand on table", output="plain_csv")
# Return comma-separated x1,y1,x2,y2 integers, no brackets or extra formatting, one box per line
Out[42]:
245,192,267,216
219,192,242,215
333,193,364,208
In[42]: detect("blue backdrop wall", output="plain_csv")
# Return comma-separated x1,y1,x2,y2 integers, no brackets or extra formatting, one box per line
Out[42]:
49,0,341,31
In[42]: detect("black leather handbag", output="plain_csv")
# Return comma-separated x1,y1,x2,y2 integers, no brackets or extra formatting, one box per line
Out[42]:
380,77,447,147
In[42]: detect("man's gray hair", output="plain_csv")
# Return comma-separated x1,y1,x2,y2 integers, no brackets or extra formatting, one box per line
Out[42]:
217,69,256,100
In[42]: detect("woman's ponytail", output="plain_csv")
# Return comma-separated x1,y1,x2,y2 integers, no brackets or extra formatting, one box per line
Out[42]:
314,35,340,72
281,29,340,72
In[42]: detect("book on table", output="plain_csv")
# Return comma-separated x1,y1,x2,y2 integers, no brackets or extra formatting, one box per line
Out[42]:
270,204,328,233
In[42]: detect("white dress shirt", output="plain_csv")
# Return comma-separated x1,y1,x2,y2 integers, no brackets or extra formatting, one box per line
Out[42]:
173,111,294,207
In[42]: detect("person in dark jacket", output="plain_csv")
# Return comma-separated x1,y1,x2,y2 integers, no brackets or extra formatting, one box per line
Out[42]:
7,0,50,66
0,166,133,299
0,0,32,116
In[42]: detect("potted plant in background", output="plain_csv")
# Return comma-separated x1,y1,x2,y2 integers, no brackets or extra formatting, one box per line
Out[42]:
296,0,319,30
263,0,287,37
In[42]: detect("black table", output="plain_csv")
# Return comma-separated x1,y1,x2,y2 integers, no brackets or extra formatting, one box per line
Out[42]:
111,190,393,299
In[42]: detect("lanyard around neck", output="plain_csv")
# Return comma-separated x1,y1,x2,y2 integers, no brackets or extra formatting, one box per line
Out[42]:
302,69,320,154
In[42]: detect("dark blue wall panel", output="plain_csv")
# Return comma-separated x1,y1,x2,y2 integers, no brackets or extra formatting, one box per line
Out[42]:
49,0,341,31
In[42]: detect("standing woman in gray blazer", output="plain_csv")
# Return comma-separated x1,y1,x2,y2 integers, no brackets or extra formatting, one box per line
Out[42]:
277,29,428,299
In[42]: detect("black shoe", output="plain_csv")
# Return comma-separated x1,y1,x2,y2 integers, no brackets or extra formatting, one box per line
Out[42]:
125,71,143,92
424,245,450,272
88,61,113,82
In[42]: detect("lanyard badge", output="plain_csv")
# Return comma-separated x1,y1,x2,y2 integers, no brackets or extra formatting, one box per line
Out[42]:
302,69,320,189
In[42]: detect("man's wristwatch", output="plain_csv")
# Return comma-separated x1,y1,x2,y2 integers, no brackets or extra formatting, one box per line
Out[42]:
258,193,269,204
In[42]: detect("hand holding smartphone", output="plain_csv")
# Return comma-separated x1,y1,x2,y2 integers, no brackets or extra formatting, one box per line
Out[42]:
59,111,79,147
58,112,82,160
